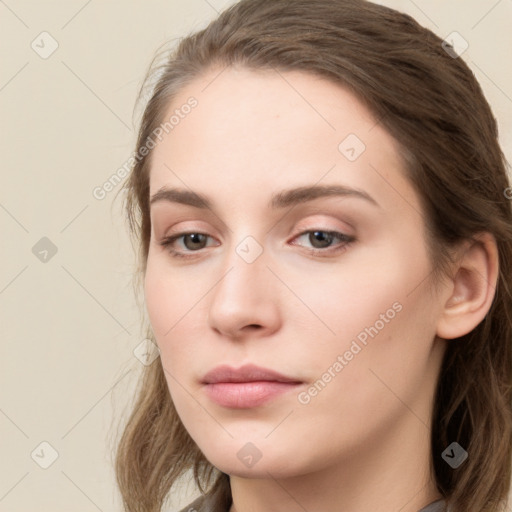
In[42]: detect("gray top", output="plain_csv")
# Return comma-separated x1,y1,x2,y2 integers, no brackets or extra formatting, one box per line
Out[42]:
178,493,446,512
418,499,446,512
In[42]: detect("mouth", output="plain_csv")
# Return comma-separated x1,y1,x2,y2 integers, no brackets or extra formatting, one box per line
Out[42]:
201,363,303,408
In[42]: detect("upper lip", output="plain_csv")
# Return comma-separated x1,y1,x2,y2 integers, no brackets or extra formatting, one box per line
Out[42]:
202,364,302,384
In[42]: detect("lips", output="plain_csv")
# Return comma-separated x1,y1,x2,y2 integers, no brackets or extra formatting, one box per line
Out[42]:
201,363,301,384
201,364,303,408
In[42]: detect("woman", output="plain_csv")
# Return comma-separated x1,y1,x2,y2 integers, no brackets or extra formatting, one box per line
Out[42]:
114,1,512,511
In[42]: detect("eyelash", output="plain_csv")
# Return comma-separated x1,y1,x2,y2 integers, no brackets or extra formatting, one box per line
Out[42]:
159,229,355,259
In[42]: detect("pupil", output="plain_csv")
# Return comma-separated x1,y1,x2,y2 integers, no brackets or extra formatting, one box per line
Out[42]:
311,231,332,248
186,233,205,249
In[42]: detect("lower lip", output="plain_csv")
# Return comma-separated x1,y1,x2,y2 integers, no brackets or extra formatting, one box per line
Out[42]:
203,381,302,408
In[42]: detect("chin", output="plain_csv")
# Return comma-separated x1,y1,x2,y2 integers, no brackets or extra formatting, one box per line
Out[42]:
200,442,311,479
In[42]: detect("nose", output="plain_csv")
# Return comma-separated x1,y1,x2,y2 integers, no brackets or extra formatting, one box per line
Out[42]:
207,242,281,340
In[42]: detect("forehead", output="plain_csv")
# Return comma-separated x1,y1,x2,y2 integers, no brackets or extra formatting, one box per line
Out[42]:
148,66,420,216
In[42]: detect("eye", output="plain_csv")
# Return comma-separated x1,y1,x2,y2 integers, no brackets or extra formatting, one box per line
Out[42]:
159,229,355,259
290,229,355,256
159,232,218,258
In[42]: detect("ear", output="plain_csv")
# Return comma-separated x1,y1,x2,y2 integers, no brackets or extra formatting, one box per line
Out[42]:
436,232,499,340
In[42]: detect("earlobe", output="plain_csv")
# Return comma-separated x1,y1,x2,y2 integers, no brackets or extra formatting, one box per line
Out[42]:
436,232,499,340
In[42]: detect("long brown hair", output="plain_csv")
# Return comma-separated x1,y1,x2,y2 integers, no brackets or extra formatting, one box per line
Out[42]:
114,1,512,510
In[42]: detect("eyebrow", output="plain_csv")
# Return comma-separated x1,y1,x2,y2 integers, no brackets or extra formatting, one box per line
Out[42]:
149,184,380,210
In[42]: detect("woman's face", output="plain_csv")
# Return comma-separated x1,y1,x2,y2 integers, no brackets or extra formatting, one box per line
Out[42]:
144,67,447,477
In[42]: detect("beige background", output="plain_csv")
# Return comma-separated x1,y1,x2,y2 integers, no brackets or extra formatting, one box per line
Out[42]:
1,1,511,511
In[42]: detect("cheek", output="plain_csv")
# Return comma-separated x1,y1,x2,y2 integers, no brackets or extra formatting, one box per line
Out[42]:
144,259,172,339
144,253,201,337
294,240,436,395
143,254,213,377
278,248,422,352
311,264,437,418
144,256,190,364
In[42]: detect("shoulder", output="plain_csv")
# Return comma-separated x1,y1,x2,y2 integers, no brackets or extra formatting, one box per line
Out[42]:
176,486,231,512
418,499,447,512
177,494,209,512
178,495,447,512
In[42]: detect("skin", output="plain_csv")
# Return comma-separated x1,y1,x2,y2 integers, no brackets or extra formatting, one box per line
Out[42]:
144,66,498,512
